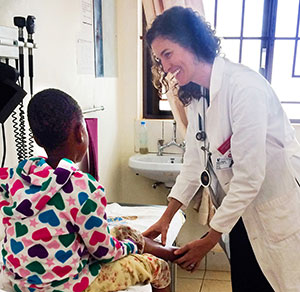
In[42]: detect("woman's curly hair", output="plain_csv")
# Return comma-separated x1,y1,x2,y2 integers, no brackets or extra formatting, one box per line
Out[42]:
27,88,82,151
146,6,220,106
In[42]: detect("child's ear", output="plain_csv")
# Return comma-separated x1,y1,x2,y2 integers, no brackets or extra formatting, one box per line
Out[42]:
74,123,85,143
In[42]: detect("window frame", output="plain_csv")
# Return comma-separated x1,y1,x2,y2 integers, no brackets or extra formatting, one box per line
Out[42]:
142,10,173,119
142,0,300,121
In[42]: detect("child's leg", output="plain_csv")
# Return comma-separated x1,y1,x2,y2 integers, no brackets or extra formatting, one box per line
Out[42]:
152,285,171,292
85,254,170,292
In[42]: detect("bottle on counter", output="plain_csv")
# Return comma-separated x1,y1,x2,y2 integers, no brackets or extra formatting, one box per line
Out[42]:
139,121,149,154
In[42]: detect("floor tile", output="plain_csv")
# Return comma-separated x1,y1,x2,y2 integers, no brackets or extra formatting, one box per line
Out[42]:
204,271,231,281
177,277,202,292
211,243,224,253
200,279,232,292
206,250,230,271
177,266,205,279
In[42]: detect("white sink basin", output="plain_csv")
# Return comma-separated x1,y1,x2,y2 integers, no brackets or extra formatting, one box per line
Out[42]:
128,153,183,187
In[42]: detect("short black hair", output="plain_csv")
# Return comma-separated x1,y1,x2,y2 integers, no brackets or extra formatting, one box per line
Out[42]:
27,88,82,151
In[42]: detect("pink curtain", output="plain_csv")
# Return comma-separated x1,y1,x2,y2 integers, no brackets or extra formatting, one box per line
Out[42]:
142,0,205,137
84,118,99,181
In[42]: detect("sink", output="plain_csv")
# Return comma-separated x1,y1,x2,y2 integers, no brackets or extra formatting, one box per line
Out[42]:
128,153,183,187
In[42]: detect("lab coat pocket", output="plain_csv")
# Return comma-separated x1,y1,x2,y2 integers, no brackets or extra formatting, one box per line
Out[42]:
256,190,300,242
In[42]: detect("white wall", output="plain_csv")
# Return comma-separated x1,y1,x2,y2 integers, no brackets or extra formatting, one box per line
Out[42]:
116,0,173,205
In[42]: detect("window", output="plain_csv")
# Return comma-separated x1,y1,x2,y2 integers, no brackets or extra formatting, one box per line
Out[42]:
143,0,300,122
142,10,173,119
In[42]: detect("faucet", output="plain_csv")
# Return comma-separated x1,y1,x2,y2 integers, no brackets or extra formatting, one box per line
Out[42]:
157,120,186,156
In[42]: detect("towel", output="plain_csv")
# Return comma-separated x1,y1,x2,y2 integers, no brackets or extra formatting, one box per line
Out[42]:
193,186,216,226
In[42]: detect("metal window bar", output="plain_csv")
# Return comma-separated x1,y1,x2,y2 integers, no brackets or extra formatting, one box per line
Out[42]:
239,0,246,63
262,0,277,82
216,0,300,80
214,0,218,29
292,0,300,77
213,0,300,122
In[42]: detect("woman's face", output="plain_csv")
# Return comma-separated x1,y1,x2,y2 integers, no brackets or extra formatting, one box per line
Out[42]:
151,37,200,86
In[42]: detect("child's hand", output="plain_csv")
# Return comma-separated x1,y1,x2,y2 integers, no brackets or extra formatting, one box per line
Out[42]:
111,225,145,253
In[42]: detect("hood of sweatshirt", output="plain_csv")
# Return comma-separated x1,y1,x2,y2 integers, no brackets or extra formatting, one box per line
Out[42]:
0,157,77,221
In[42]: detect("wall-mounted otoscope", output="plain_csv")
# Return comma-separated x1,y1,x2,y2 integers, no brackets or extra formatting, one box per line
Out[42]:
26,15,36,96
13,16,26,88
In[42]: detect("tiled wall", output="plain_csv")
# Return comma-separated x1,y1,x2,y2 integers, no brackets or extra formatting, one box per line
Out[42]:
134,119,185,154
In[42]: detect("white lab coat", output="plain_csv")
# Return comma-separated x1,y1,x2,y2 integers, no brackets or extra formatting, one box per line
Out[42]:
169,56,300,291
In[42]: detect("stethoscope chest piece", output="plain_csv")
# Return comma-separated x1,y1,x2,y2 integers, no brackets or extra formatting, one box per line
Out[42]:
200,169,211,188
196,131,206,141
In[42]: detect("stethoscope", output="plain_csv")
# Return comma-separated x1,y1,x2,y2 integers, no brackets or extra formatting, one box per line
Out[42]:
196,88,211,188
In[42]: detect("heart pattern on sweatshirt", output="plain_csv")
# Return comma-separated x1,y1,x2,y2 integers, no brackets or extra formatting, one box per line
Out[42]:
0,157,138,292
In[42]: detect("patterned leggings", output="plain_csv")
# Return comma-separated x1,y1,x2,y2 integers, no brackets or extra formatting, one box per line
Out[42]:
85,226,171,292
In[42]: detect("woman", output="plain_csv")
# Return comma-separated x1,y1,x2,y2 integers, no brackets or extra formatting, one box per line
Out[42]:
143,6,300,292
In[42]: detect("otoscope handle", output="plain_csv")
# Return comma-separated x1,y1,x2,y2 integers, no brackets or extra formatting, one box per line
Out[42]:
28,54,33,78
19,53,24,88
26,15,35,95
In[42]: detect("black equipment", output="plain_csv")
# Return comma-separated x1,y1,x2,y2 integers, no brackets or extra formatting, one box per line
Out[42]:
0,63,26,124
1,14,36,165
13,16,26,88
26,15,35,96
0,63,27,167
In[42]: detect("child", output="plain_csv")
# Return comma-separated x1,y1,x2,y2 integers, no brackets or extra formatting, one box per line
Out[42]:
0,89,178,292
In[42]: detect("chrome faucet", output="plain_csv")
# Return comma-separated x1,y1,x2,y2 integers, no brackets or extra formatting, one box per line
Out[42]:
157,121,186,156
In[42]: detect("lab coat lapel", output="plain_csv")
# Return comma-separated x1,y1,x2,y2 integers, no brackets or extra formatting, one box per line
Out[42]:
209,56,225,105
206,56,227,152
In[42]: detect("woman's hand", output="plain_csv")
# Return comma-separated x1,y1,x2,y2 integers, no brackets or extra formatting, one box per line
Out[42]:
142,217,170,246
165,72,179,96
174,229,222,272
143,198,183,246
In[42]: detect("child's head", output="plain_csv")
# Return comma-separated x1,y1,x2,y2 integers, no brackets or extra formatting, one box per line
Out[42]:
27,88,88,163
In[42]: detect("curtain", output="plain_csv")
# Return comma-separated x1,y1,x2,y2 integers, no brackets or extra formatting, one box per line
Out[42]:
83,118,99,181
142,0,205,137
